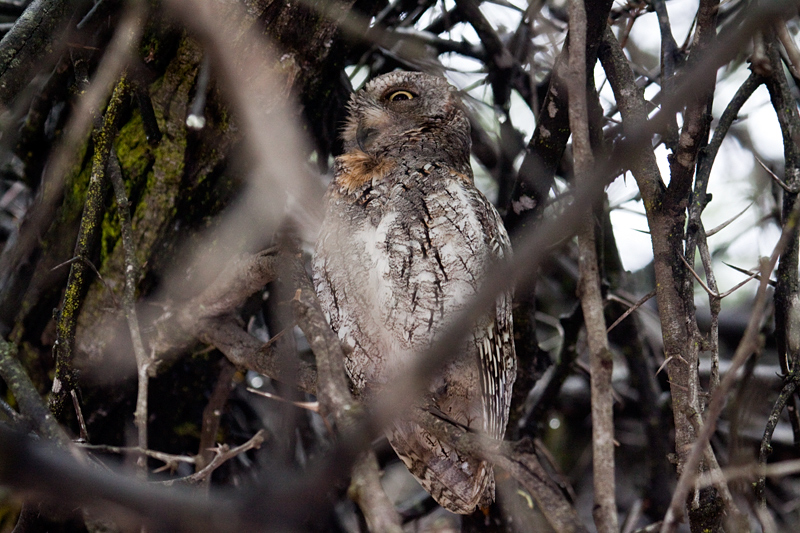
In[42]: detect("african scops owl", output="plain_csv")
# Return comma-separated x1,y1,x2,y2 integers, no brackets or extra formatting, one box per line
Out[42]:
312,71,516,514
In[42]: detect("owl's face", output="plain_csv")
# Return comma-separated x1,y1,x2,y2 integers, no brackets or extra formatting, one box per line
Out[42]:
341,71,471,162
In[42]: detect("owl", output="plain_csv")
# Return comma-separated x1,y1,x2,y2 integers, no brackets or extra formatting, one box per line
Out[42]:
312,71,516,514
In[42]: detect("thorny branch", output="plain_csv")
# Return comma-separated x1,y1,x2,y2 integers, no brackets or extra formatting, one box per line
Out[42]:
661,200,800,533
567,0,616,531
158,430,266,486
4,0,800,532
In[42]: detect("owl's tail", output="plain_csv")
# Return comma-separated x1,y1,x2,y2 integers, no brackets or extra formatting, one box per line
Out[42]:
388,419,494,515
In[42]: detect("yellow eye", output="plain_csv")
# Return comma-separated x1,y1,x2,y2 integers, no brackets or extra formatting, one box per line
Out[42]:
388,90,415,102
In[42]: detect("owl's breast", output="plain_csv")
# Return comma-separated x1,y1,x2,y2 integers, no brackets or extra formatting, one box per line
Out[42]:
314,168,496,390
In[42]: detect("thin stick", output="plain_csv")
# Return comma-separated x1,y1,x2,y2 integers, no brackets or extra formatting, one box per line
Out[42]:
776,21,800,81
679,253,759,299
606,289,656,333
698,457,800,488
567,0,617,531
0,338,71,445
108,145,152,479
705,202,753,237
50,256,120,308
71,389,89,442
755,155,799,193
78,443,197,466
247,387,321,412
757,377,799,505
156,430,266,486
50,75,131,420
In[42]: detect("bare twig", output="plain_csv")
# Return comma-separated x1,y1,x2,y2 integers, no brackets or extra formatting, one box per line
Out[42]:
694,71,763,198
158,430,266,486
194,315,317,395
109,123,153,480
183,249,279,320
704,202,753,237
50,255,121,308
776,21,800,80
247,387,321,412
289,255,354,421
78,443,197,467
0,0,73,104
756,155,800,193
652,0,680,149
699,456,800,488
756,376,799,504
763,29,800,453
606,289,656,333
722,261,775,285
0,425,244,530
679,253,759,299
70,389,89,442
507,0,614,230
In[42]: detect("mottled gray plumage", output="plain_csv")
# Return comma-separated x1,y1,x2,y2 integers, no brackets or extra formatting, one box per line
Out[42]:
312,71,516,514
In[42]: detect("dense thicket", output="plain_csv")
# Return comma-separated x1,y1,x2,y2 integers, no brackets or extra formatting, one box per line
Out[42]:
1,1,800,532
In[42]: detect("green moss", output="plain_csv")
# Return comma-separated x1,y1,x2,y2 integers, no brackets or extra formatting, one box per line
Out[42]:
100,206,121,264
115,112,151,180
59,143,93,227
173,421,201,439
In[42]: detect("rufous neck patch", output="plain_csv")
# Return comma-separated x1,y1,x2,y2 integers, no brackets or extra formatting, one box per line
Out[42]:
335,151,396,194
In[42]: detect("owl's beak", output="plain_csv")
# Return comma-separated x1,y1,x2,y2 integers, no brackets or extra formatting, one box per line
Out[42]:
356,125,378,152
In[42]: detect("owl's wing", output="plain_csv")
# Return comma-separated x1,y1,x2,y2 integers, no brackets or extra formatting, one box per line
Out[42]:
468,188,517,440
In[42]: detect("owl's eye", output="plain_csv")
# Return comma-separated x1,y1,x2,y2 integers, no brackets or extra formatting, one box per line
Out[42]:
387,90,415,102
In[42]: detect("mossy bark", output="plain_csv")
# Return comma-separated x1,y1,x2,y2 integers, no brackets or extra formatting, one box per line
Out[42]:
3,0,355,440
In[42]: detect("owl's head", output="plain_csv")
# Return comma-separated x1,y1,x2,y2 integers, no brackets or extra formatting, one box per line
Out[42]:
341,71,471,166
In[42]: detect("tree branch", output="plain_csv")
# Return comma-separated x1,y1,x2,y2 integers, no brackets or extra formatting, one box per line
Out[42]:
348,451,404,533
0,0,75,105
661,201,800,533
567,1,616,531
50,73,131,420
0,337,70,445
